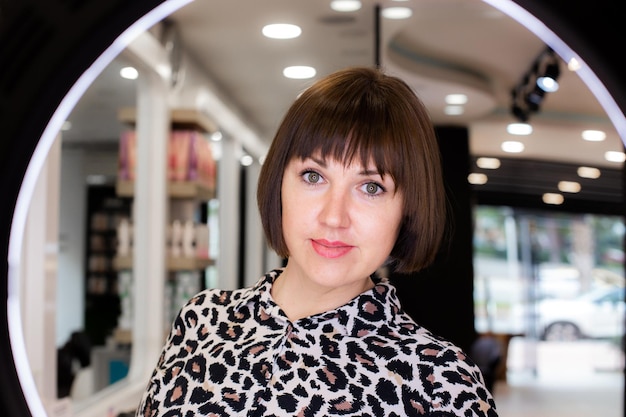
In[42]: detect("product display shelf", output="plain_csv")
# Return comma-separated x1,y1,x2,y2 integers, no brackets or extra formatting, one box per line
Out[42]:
117,107,218,133
116,106,217,273
116,180,214,201
113,255,214,271
84,185,132,346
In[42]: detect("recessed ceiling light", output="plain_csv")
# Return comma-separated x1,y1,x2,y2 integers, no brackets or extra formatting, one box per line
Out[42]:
476,157,501,169
283,66,316,79
501,141,525,153
558,181,581,193
444,105,464,115
330,0,361,12
543,193,564,205
506,122,532,135
577,166,601,179
536,76,559,92
210,131,223,142
605,151,626,163
581,129,606,142
240,155,254,166
568,57,582,72
382,7,412,19
467,173,488,185
262,23,302,39
445,94,468,105
120,66,138,80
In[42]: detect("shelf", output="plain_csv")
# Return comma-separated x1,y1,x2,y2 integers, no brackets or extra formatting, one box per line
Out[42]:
114,255,214,271
112,328,169,345
118,107,218,134
116,180,215,200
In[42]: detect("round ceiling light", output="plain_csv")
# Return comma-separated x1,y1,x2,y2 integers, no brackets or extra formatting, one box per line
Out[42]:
283,66,316,79
330,0,362,12
382,7,413,19
262,23,302,39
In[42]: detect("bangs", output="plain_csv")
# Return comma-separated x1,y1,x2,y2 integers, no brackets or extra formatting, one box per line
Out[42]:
287,95,404,186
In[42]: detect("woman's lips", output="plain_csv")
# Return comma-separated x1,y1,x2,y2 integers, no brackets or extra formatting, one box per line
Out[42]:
311,239,353,259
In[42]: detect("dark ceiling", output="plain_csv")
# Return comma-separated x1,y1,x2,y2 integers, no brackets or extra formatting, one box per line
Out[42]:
471,157,624,215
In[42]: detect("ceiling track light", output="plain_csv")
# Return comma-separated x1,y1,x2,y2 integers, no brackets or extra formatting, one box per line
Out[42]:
510,46,561,123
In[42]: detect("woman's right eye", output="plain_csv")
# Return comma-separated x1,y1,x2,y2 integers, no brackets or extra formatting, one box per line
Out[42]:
302,170,322,184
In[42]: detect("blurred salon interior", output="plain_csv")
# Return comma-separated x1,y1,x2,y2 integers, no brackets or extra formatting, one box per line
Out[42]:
2,1,625,416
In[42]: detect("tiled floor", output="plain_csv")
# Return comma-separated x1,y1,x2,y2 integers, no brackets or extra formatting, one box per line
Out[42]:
490,338,624,417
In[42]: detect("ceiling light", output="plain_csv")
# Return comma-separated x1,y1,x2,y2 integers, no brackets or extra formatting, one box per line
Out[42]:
476,157,501,169
605,151,626,163
568,57,582,72
536,50,560,92
444,105,464,115
120,66,138,80
467,173,488,185
382,7,413,19
506,122,532,135
536,76,559,92
501,141,524,153
283,66,316,79
240,155,254,166
510,46,560,122
577,166,601,179
543,193,564,205
210,131,223,142
262,23,302,39
581,129,606,142
558,181,581,193
330,0,361,12
445,94,468,105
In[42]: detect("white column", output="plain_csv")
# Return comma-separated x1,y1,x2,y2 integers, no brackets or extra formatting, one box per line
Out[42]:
127,69,169,381
73,33,172,417
243,162,264,287
216,138,240,290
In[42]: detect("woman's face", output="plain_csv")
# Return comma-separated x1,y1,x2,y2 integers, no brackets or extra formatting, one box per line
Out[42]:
281,153,404,290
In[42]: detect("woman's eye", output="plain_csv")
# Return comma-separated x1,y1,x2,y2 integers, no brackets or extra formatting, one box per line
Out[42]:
363,182,383,195
303,171,321,184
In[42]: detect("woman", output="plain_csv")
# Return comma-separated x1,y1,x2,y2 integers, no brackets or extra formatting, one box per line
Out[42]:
136,66,498,416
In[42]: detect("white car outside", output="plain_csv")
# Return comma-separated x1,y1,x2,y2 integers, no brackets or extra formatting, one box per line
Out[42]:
534,286,625,341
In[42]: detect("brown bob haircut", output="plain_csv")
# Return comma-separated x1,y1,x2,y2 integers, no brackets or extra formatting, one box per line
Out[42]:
257,66,446,274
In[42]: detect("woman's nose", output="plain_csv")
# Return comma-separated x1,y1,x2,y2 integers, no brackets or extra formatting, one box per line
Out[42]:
319,188,350,228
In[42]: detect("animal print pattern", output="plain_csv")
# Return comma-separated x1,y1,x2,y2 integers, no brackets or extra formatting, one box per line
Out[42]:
136,269,498,416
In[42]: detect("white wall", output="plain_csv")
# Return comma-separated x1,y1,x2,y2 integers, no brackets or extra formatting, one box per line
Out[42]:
57,149,86,347
20,136,62,409
57,148,118,347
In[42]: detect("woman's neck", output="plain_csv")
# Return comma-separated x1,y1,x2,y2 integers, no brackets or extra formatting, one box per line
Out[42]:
270,267,374,321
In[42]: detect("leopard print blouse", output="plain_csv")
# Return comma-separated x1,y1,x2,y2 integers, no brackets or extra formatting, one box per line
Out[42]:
136,269,498,416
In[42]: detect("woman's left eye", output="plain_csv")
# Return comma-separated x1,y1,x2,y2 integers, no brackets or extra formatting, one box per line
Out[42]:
362,182,384,196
